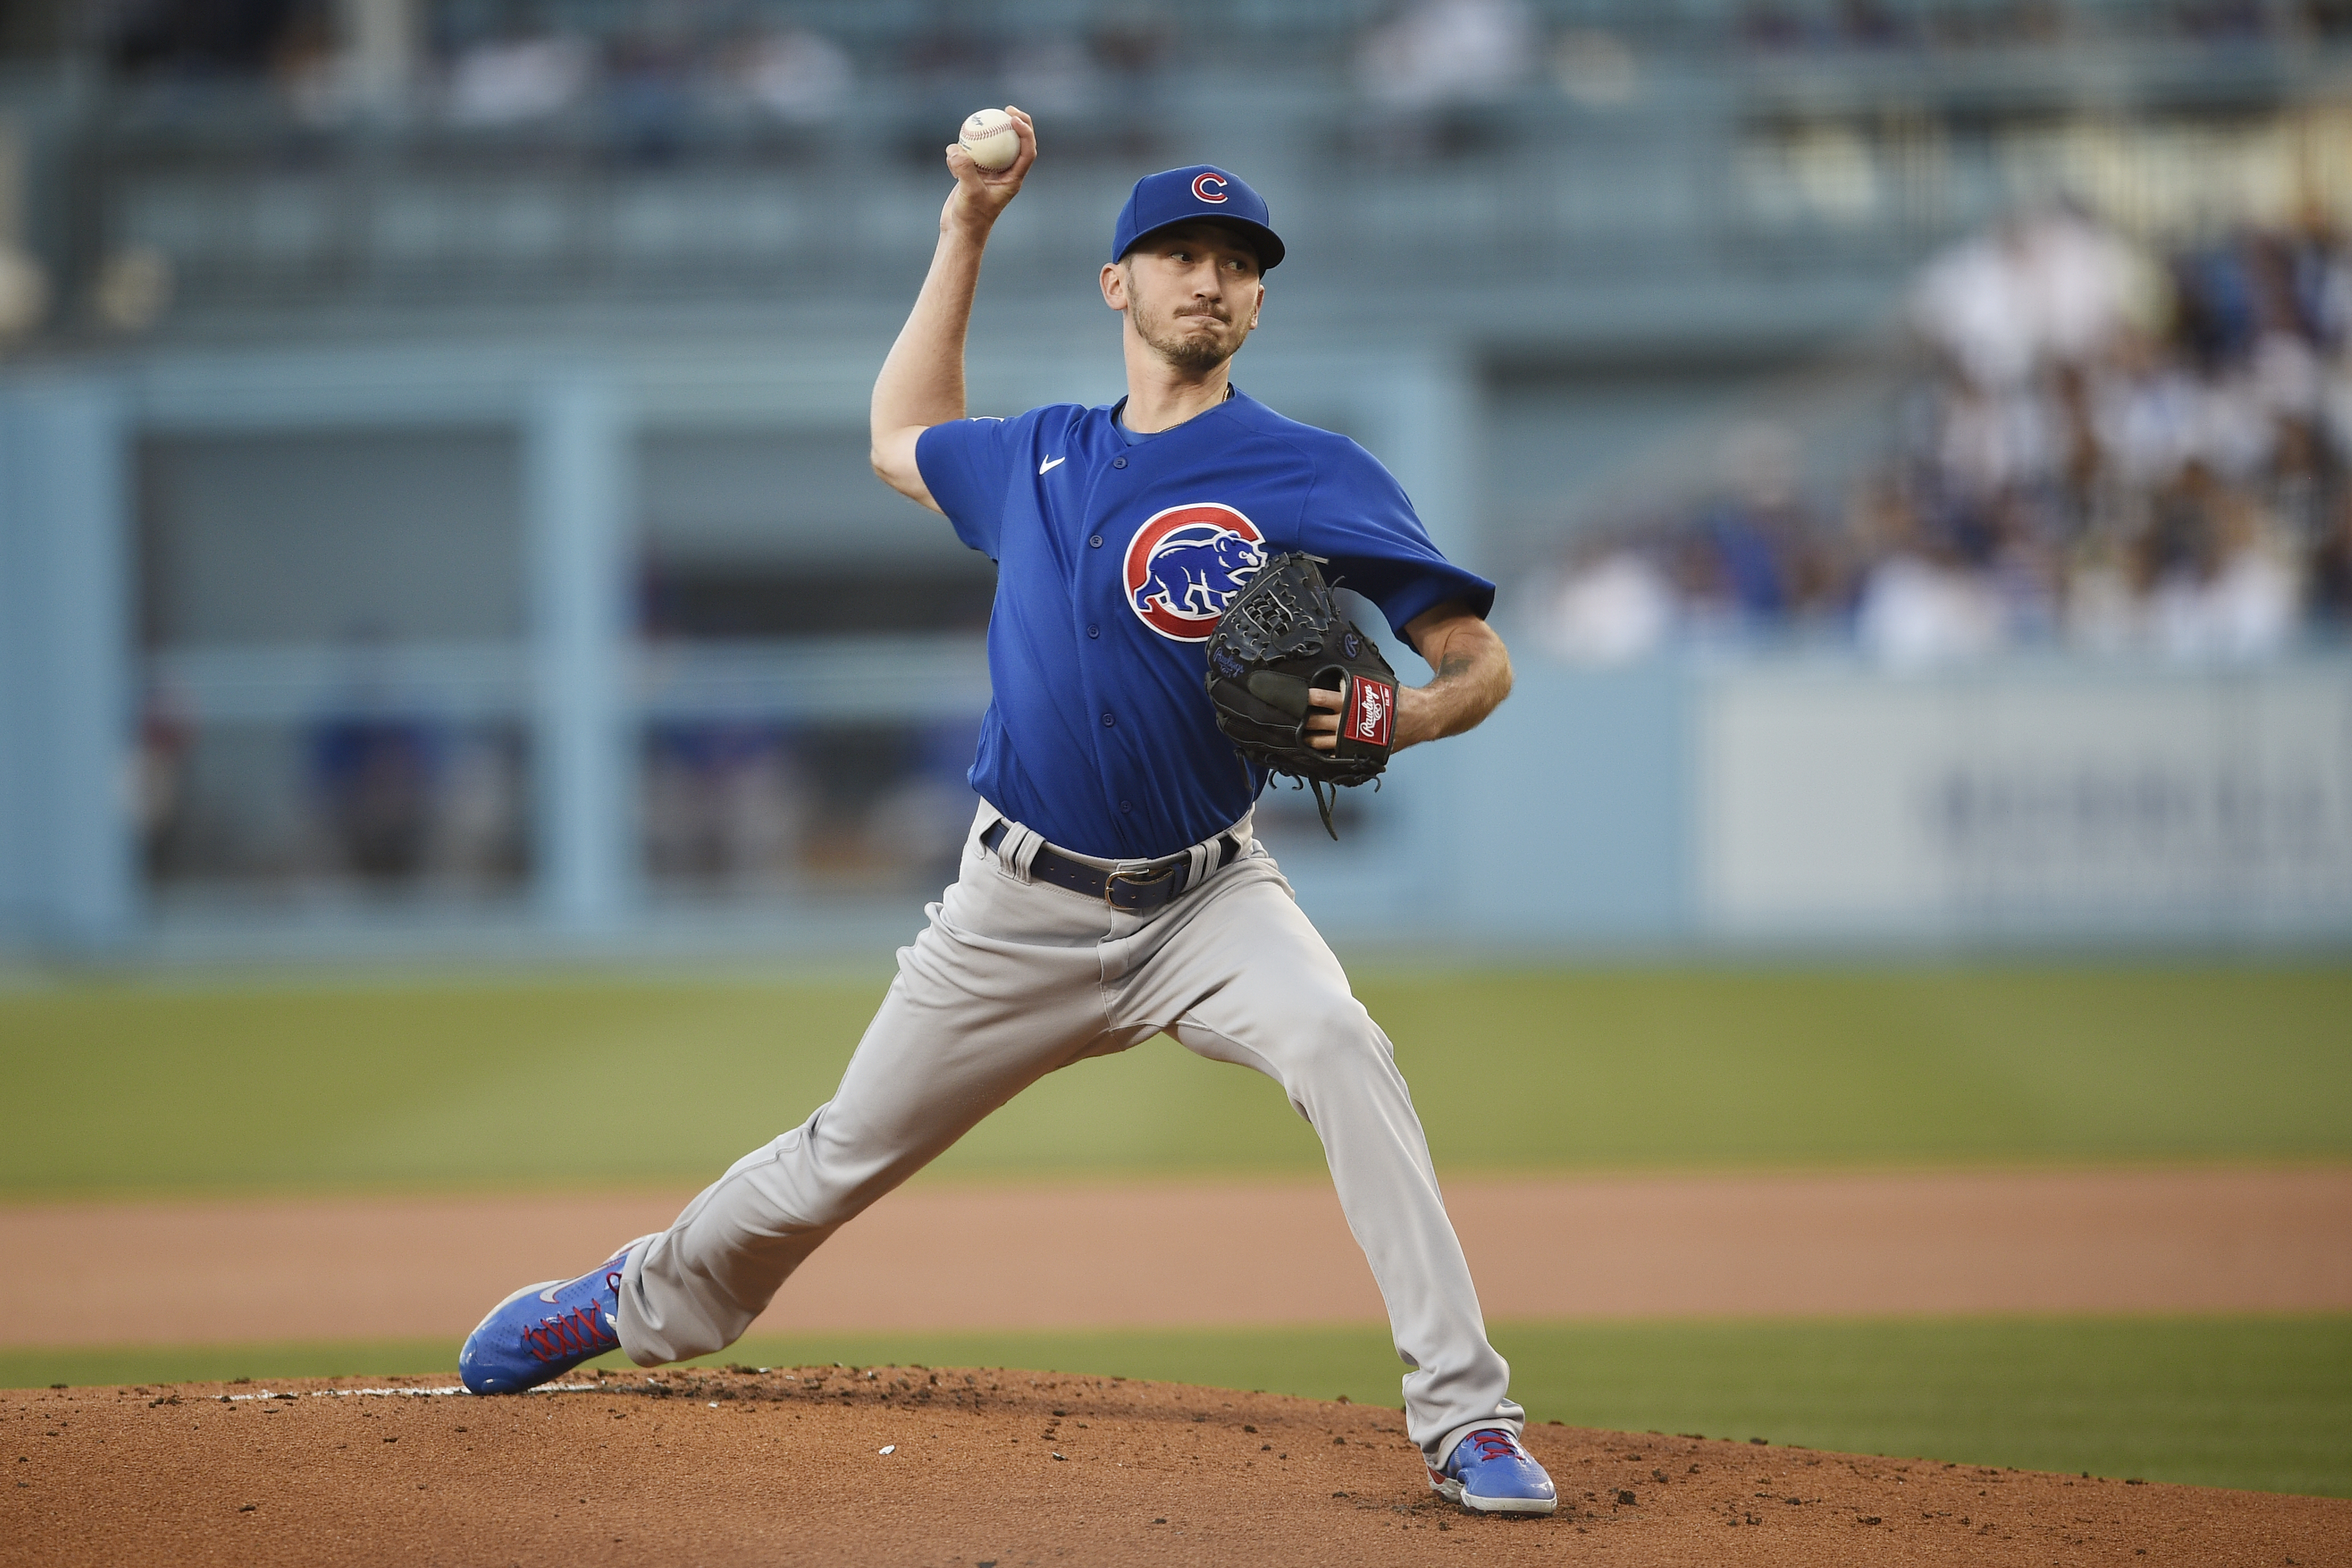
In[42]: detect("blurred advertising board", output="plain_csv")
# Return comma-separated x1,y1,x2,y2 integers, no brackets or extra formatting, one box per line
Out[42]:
1699,662,2352,941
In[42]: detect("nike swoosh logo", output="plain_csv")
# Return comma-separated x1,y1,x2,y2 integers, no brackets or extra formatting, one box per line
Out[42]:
1039,456,1065,474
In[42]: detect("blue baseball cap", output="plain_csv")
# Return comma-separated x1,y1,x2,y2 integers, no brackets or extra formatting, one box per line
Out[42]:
1111,166,1285,272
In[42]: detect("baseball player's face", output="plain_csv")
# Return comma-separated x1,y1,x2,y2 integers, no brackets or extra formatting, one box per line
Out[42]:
1105,222,1265,373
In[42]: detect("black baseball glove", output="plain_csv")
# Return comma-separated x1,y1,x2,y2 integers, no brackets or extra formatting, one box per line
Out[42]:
1203,551,1400,839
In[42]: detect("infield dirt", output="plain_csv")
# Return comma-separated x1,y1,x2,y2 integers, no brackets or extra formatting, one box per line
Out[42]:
12,1168,2350,1348
6,1367,2345,1568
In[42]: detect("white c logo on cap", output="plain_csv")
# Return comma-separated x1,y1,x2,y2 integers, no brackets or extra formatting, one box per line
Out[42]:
1192,173,1228,204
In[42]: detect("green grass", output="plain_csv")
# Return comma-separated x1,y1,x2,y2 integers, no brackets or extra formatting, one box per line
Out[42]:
2,965,2349,1196
9,1316,2345,1498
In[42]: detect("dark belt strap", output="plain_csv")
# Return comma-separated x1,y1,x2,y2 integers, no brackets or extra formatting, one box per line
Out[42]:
981,819,1241,913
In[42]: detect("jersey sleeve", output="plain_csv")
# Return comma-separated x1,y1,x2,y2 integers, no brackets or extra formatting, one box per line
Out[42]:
1295,442,1496,647
915,417,1021,558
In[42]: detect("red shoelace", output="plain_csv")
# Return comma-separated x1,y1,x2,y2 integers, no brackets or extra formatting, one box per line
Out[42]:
519,1269,623,1364
1464,1430,1524,1465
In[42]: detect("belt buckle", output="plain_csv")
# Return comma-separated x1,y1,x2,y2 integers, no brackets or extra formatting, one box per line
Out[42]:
1104,861,1176,910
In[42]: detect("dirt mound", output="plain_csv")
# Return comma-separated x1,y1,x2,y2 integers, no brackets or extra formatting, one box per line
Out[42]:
5,1367,2344,1567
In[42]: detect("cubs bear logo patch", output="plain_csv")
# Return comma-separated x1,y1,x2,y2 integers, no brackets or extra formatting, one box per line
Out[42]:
1124,502,1266,643
1342,677,1395,747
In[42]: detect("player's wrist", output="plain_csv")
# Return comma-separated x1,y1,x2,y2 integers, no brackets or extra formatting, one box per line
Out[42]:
1391,686,1440,751
946,176,1022,234
940,200,997,243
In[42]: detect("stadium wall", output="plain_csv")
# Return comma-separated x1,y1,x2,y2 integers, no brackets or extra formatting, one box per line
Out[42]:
3,344,2349,960
1299,655,2352,952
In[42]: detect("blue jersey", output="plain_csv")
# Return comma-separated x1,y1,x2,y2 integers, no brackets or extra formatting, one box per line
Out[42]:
915,387,1494,860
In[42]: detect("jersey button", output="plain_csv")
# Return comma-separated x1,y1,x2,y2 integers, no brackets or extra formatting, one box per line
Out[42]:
1086,624,1100,638
1111,456,1128,468
1089,535,1102,548
1120,800,1133,813
1101,712,1116,728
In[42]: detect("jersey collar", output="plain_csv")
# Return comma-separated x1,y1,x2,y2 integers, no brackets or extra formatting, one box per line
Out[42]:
1108,382,1243,444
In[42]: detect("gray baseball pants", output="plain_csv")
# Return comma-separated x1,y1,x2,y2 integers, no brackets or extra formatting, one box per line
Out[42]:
614,802,1523,1465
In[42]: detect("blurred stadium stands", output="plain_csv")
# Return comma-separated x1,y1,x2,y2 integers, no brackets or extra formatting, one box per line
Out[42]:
1,1,2349,955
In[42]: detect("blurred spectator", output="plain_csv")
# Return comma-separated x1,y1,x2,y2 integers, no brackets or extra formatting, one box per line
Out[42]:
0,240,48,340
2089,335,2203,486
1857,557,2004,666
2313,498,2352,625
1356,0,1536,112
2139,469,2303,659
1539,206,2352,666
310,709,437,882
725,28,852,125
427,730,527,892
607,29,694,161
1540,549,1675,663
645,722,808,892
1911,207,2156,391
642,716,976,893
137,679,196,878
1553,30,1638,110
868,716,985,882
444,30,594,126
90,245,175,333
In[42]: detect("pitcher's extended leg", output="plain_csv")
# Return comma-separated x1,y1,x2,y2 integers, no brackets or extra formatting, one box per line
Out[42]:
1118,867,1520,1464
616,853,1119,1364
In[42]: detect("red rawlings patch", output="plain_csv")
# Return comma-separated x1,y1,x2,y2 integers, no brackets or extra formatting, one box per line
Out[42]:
1342,678,1394,747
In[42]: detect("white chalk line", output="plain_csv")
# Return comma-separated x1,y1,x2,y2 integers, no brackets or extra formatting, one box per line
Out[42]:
213,1371,787,1402
190,1367,805,1402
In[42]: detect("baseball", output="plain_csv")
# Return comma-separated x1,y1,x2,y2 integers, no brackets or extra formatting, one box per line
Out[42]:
959,107,1019,171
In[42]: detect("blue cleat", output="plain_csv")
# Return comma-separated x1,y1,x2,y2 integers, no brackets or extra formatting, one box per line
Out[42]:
1429,1426,1559,1515
459,1238,649,1395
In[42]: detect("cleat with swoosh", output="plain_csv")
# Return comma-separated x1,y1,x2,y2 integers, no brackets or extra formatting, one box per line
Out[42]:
459,1237,653,1394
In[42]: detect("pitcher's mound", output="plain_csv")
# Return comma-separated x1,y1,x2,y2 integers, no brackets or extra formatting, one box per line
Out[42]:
7,1365,2344,1566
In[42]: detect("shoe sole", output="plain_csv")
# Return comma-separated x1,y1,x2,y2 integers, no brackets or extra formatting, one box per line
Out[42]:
1429,1475,1560,1515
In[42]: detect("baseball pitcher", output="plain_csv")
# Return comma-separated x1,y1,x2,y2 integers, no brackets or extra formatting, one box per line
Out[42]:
460,108,1556,1516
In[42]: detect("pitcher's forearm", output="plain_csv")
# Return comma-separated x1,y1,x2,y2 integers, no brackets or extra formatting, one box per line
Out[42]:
1398,606,1511,749
872,224,989,444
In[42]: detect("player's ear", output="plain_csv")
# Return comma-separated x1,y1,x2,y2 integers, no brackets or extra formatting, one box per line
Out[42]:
1101,261,1129,312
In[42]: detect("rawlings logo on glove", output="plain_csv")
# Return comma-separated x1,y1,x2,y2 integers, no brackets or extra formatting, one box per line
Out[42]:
1342,677,1394,747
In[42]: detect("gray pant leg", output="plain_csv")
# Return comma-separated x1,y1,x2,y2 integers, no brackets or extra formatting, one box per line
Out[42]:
616,837,1116,1365
1120,860,1522,1466
615,812,1517,1469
